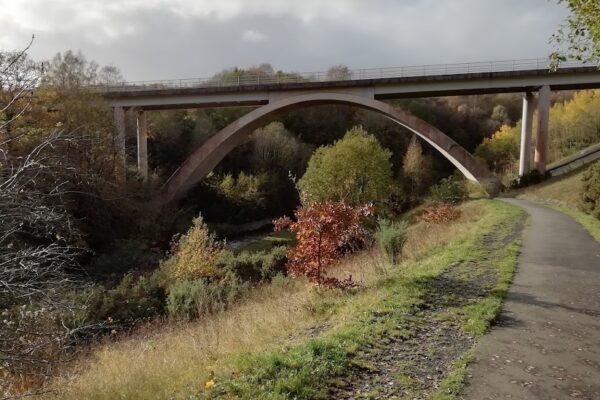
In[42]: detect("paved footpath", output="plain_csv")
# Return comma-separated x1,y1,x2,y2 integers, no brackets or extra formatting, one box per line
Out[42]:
461,198,600,400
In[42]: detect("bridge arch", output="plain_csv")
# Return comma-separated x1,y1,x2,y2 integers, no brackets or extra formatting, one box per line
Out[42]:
158,93,501,205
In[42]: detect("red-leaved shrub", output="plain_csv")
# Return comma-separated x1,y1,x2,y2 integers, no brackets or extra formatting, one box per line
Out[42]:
274,201,373,288
419,203,461,224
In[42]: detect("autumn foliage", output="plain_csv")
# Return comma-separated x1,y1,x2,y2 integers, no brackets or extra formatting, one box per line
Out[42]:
274,201,373,288
419,203,462,224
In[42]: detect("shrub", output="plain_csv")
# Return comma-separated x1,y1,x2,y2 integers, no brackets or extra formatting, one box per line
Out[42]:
374,219,409,265
298,126,393,205
420,203,462,224
217,172,271,207
581,162,600,219
274,201,373,287
166,274,249,320
216,246,288,282
428,177,467,204
380,183,409,217
204,170,299,224
85,273,166,326
159,215,224,284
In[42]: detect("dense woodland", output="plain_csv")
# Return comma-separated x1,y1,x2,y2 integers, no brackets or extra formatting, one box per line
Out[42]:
2,2,600,393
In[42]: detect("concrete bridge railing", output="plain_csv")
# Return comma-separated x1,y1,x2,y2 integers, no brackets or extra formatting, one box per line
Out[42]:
100,58,589,93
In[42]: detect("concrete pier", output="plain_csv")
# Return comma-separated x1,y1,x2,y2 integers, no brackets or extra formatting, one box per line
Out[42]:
136,110,148,180
518,92,535,176
113,107,126,183
534,85,551,173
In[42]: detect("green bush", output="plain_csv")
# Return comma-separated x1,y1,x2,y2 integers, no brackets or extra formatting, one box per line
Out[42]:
166,274,249,320
216,246,288,282
581,162,600,219
380,182,409,217
164,246,287,320
85,273,166,324
217,172,271,207
202,170,297,224
298,126,393,205
159,214,224,284
428,177,467,204
373,219,408,264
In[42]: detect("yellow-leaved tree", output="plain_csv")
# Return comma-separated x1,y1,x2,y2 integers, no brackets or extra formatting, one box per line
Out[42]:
160,215,224,283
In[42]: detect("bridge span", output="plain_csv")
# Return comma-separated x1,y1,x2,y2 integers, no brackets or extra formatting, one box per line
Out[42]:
102,59,600,204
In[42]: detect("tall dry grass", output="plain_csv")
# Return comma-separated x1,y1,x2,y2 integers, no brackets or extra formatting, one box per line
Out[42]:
47,201,486,400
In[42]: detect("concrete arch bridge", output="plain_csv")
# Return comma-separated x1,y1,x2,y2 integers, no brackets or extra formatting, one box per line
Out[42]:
103,59,600,205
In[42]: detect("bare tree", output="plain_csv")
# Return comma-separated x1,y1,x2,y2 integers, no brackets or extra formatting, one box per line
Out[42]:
0,36,43,137
0,39,95,400
326,64,352,81
0,132,93,397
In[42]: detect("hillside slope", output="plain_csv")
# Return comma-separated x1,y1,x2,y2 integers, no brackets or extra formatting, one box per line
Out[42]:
50,200,525,400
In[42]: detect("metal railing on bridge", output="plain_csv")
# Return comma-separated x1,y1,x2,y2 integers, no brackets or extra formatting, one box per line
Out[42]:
102,58,590,92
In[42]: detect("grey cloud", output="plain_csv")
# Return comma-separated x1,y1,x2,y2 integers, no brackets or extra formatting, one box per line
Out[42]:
0,0,568,81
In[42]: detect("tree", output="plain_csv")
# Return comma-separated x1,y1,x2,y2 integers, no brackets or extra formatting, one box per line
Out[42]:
549,90,600,160
0,37,42,141
326,64,352,80
551,0,600,67
475,90,600,179
43,50,123,89
491,104,510,126
0,133,92,395
298,126,393,205
159,215,224,283
274,202,373,287
475,124,520,175
402,136,433,197
210,63,304,85
250,121,313,176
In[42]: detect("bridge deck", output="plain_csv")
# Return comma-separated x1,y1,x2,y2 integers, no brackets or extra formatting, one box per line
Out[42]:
102,59,600,110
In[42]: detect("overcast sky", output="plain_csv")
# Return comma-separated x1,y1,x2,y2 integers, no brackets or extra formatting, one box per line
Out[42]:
0,0,569,81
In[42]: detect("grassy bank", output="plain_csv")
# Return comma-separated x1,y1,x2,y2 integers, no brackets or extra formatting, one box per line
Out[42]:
49,200,524,400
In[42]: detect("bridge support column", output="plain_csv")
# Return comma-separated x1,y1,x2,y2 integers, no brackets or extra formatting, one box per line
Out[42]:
113,106,126,183
534,85,551,174
519,92,535,176
136,110,148,180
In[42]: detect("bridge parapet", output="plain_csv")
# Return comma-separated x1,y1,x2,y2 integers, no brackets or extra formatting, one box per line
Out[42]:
100,58,591,94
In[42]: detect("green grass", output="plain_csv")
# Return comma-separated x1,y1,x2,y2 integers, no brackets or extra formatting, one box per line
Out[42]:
235,230,296,253
432,349,475,400
195,200,525,399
